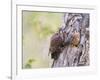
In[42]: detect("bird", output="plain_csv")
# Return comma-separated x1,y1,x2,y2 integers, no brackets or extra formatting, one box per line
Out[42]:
49,32,65,60
71,30,80,47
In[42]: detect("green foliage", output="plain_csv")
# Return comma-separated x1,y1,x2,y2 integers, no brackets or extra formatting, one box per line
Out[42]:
23,11,63,39
25,63,32,69
25,59,35,69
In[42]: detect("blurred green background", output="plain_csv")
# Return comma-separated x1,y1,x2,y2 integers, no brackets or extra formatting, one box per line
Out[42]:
22,11,63,69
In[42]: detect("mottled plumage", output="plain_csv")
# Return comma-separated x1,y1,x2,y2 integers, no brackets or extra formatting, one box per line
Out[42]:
49,32,65,60
71,31,80,47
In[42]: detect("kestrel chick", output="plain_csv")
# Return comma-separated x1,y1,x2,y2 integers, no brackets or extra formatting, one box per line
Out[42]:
49,32,65,60
71,31,80,47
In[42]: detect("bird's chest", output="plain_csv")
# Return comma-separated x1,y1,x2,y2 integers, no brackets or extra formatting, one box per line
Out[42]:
71,32,80,46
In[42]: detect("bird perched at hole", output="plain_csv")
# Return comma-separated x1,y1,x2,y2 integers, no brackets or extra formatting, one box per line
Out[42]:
71,30,80,47
49,31,65,60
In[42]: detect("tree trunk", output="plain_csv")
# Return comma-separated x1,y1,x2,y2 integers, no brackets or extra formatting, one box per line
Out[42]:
52,13,89,67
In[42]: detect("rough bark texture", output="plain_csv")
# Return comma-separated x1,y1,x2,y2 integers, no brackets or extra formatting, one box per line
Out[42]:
50,13,89,67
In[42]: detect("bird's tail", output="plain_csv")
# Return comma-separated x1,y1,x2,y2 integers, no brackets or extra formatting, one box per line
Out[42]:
51,60,55,68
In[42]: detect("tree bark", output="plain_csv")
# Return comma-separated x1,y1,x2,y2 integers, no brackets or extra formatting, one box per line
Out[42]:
52,13,89,67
